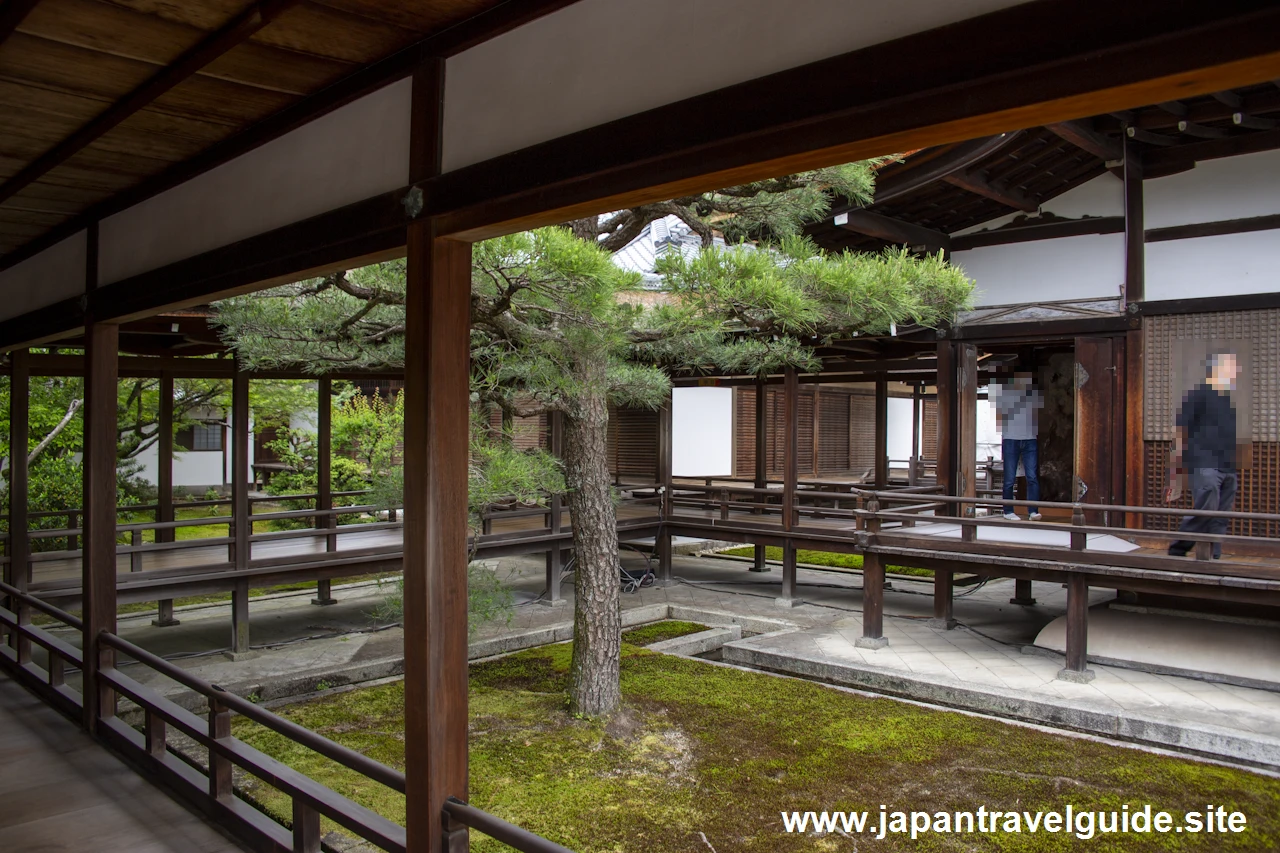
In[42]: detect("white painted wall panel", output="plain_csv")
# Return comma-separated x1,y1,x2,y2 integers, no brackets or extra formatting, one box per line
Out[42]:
0,230,86,322
1144,149,1280,230
1146,231,1280,301
100,80,412,285
952,233,1125,307
672,386,732,476
443,0,1032,172
951,173,1123,236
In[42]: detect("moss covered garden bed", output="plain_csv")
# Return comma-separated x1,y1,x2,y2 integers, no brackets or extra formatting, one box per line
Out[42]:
717,545,935,578
233,643,1279,852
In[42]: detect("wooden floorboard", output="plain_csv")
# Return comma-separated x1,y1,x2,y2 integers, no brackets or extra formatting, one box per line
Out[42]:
0,675,245,852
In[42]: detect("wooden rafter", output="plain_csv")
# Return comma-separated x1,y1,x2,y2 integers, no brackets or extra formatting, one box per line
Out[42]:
0,0,304,209
834,209,949,251
1046,120,1122,162
942,169,1038,212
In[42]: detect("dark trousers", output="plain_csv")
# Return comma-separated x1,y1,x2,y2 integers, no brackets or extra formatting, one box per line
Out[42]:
1001,438,1039,514
1170,467,1238,558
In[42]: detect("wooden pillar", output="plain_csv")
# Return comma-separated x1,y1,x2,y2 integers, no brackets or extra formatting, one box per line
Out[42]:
6,349,30,660
313,378,337,606
931,569,955,629
1010,578,1036,606
957,344,978,517
655,396,673,585
935,341,957,513
1058,573,1095,682
856,547,888,649
1123,135,1144,306
778,368,800,606
228,365,251,657
152,371,179,626
82,320,119,730
874,375,889,489
1124,328,1144,529
751,379,768,572
542,411,566,604
909,384,922,486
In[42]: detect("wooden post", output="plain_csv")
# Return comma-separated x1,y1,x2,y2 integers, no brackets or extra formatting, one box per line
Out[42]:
208,695,232,801
318,376,336,555
777,368,800,606
909,384,921,486
856,542,888,650
874,375,889,488
957,344,978,520
931,569,955,629
1059,573,1095,682
228,366,251,657
1124,328,1144,530
153,371,178,626
655,396,674,586
751,379,768,572
542,411,566,605
82,320,119,731
1123,135,1144,305
1010,579,1037,606
935,341,957,514
6,349,30,661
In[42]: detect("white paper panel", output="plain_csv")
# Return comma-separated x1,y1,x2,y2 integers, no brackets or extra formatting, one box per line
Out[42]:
443,0,1032,172
673,386,733,477
0,230,86,323
100,79,412,285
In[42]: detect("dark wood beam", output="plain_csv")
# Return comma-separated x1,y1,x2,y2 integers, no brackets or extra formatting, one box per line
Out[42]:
81,320,119,730
0,0,39,47
1143,126,1280,172
943,169,1039,212
1145,210,1280,243
1123,136,1145,304
835,209,949,252
1046,120,1122,161
951,216,1123,251
0,0,304,209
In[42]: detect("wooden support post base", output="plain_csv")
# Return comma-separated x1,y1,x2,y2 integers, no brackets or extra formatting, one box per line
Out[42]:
750,544,770,572
855,636,889,650
927,617,957,630
312,579,337,606
774,596,806,609
1010,579,1037,606
539,549,568,604
151,599,180,627
1056,667,1096,683
226,580,253,660
655,530,673,586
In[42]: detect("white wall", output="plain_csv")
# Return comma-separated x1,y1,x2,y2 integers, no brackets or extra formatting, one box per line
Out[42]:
886,397,913,462
442,0,1031,172
1144,149,1280,230
1146,230,1280,301
672,386,733,477
951,173,1123,236
99,79,412,285
951,233,1125,307
0,230,86,323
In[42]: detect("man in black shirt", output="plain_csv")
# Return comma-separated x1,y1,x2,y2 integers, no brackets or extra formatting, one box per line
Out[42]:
1165,351,1240,558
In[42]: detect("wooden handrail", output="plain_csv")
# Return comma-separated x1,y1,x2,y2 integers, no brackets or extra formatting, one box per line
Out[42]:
443,798,574,853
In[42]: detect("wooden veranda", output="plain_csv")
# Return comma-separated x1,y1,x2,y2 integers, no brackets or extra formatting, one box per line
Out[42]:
4,2,1280,853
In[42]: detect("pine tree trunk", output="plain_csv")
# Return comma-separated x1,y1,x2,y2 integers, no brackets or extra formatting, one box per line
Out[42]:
564,387,622,717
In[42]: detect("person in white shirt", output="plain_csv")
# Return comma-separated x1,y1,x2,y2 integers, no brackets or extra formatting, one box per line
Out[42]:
992,371,1044,521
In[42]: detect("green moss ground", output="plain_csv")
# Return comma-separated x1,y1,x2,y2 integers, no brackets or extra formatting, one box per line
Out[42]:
230,644,1280,852
621,621,709,646
719,546,933,578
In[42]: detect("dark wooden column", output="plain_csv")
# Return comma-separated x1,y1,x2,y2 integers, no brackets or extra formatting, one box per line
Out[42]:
153,371,178,627
1058,573,1095,682
6,349,30,660
229,364,251,657
1124,328,1144,529
751,379,768,571
543,410,566,604
856,503,887,648
82,320,119,730
935,341,956,513
655,395,673,585
403,222,472,853
909,384,921,486
957,343,978,517
314,376,337,605
778,367,799,605
931,569,955,629
874,375,889,488
1123,135,1144,306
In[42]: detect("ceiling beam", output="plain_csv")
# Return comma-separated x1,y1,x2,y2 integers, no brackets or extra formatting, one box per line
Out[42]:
942,170,1039,212
0,0,304,209
0,0,38,47
834,209,949,251
1046,120,1122,161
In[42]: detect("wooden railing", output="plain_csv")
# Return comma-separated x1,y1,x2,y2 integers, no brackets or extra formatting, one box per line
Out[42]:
0,579,84,718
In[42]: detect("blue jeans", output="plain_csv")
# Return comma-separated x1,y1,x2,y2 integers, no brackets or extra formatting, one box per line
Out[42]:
1002,438,1040,514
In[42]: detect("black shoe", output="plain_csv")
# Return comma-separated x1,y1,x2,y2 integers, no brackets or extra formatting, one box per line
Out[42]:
1167,542,1191,557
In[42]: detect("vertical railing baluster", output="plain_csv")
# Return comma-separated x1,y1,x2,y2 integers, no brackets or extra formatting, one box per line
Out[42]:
292,799,321,853
48,651,64,687
145,708,166,759
1071,505,1087,551
130,529,143,572
209,695,232,801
